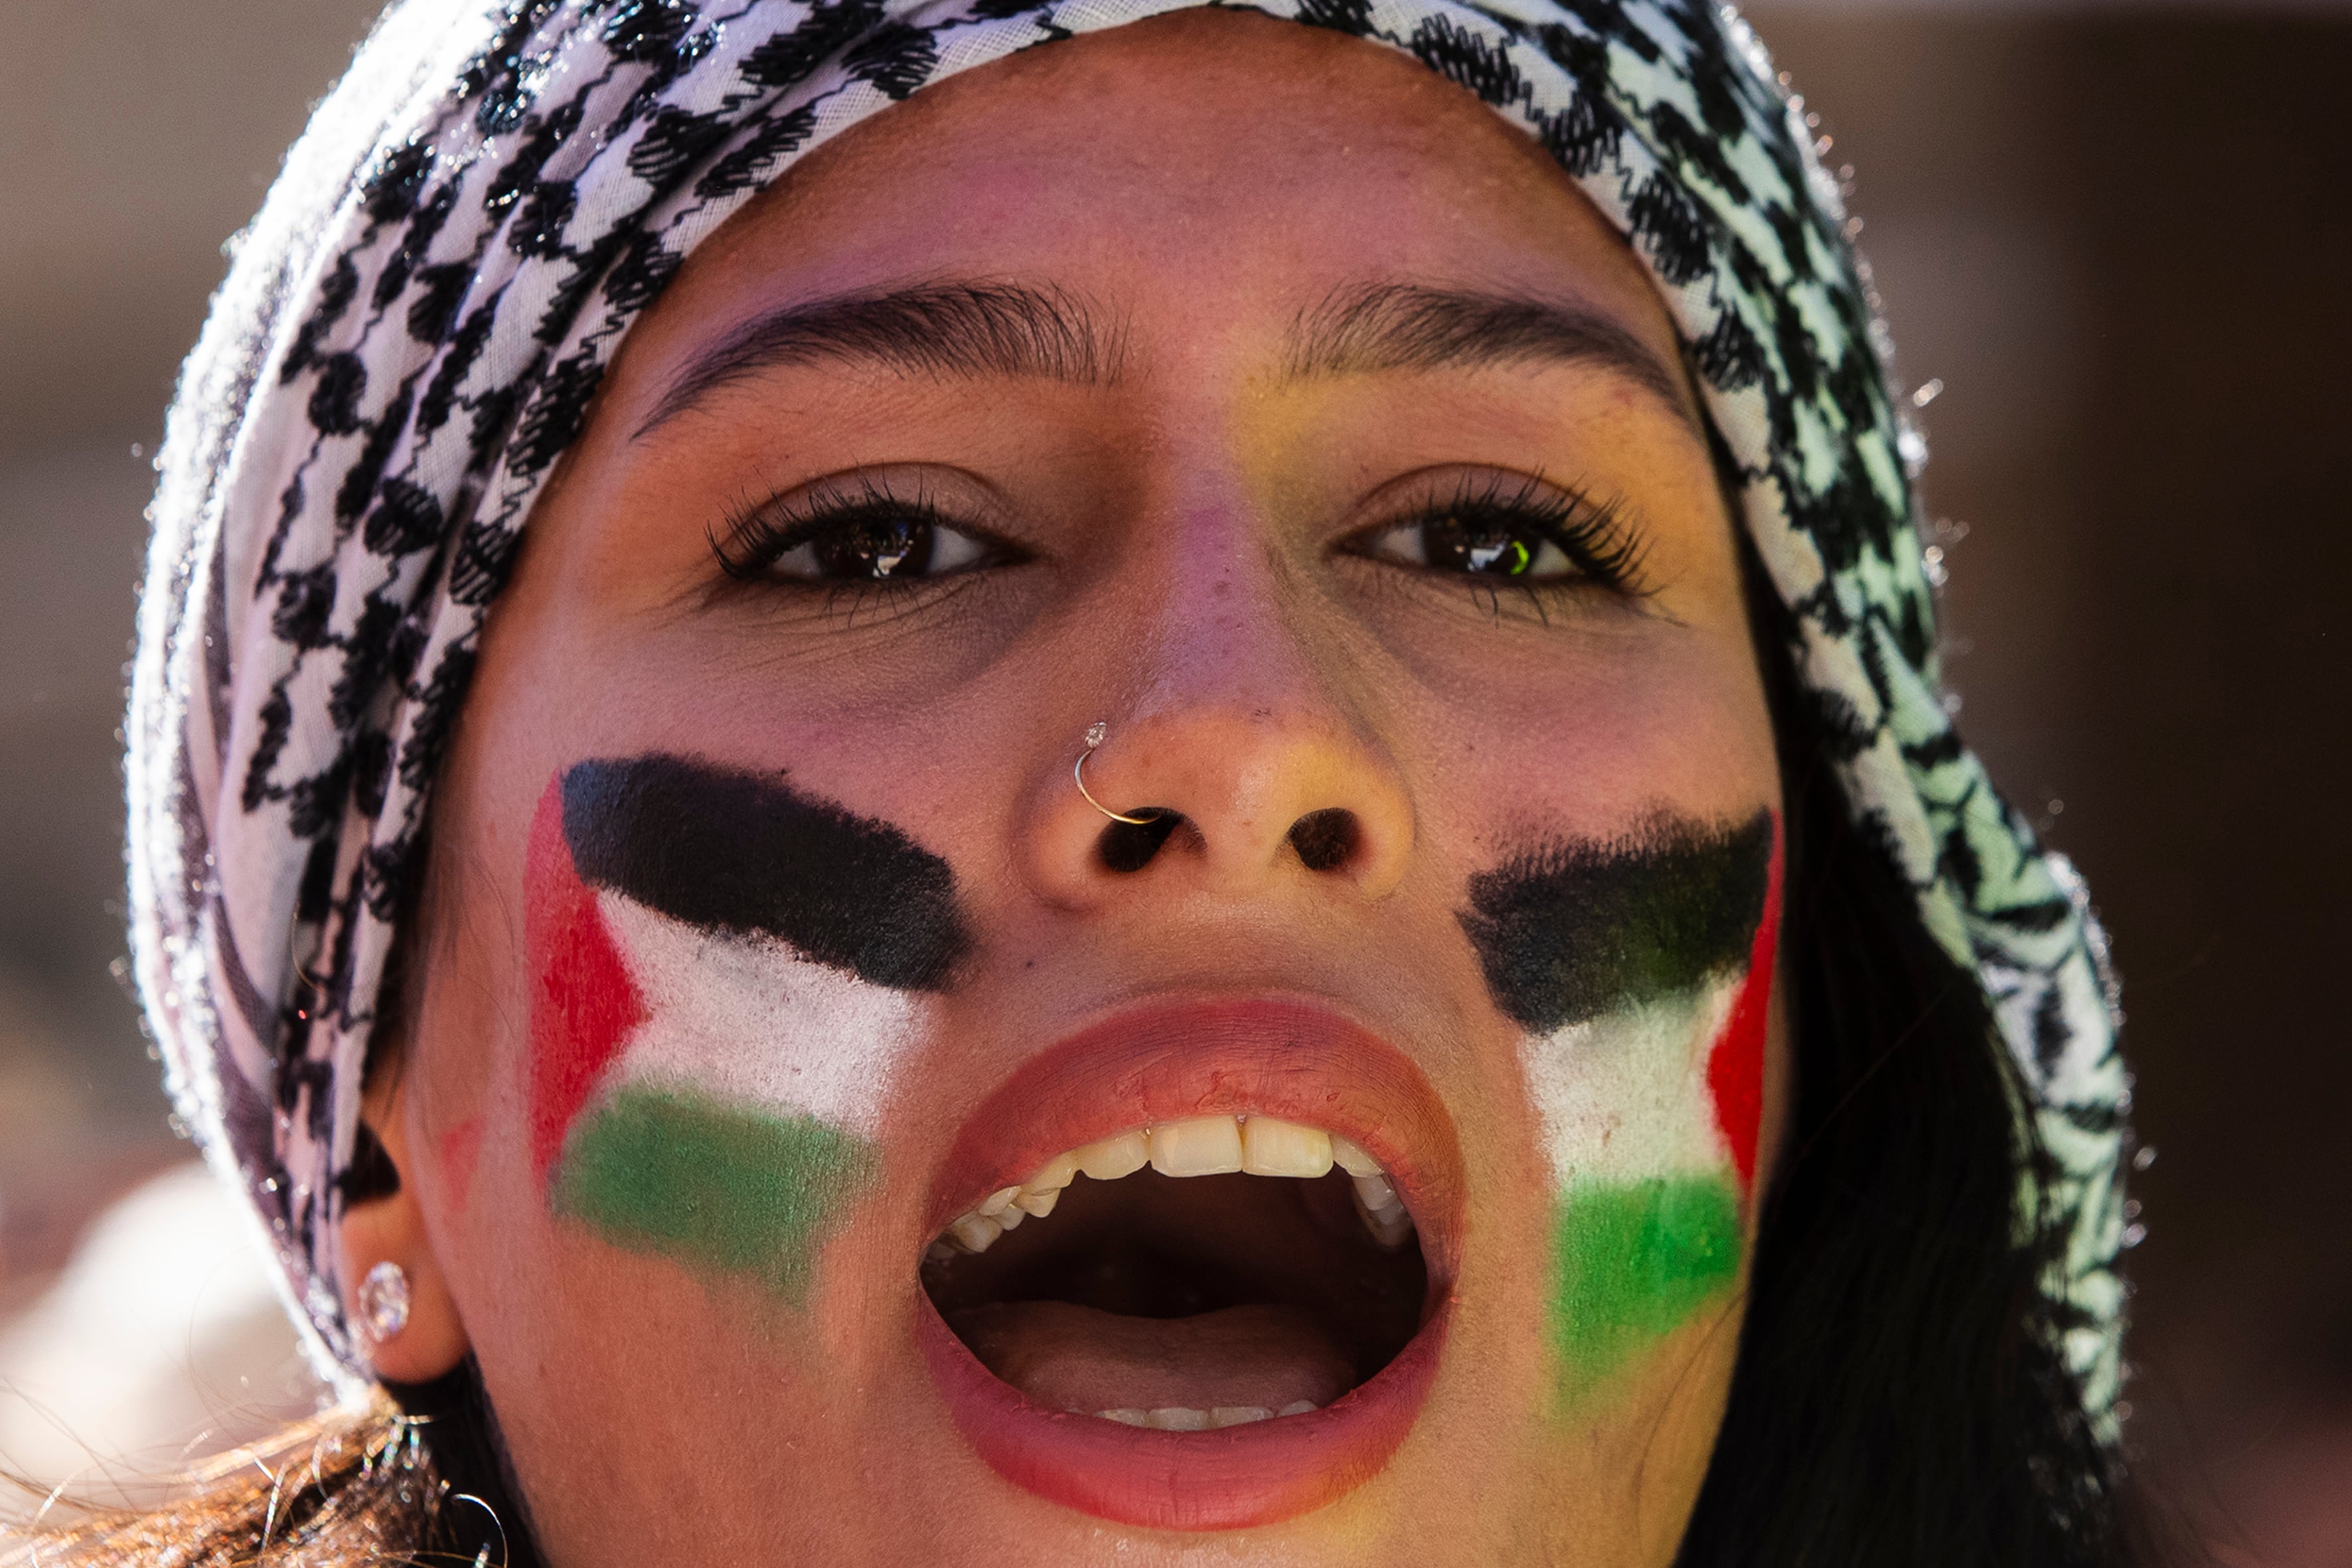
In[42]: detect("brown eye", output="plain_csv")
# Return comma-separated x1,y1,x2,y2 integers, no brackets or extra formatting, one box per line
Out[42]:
749,509,992,583
1358,513,1579,580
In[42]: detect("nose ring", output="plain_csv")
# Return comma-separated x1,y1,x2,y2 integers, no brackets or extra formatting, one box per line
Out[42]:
1075,722,1162,825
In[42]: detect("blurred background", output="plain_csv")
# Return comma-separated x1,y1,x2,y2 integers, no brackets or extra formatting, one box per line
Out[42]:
0,0,2345,1556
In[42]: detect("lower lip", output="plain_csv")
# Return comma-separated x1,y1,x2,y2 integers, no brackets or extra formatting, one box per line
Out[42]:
916,1291,1448,1531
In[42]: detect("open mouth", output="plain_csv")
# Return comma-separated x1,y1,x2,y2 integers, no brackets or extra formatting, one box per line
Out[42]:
915,1000,1459,1531
926,1113,1427,1427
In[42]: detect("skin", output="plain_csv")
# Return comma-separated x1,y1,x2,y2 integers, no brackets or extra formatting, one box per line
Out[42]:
341,13,1792,1565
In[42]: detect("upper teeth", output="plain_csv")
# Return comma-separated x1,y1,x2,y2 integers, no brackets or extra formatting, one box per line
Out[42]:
928,1114,1412,1258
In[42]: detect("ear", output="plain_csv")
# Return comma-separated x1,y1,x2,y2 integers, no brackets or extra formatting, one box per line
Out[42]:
337,1068,471,1383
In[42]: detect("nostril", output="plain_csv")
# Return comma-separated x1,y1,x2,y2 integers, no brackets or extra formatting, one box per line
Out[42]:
1096,810,1183,874
1287,809,1359,873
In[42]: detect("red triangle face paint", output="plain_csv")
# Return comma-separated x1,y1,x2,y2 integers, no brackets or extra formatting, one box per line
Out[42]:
1705,819,1781,1197
526,775,649,1182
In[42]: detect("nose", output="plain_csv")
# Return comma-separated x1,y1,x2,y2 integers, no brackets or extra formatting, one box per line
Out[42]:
1020,571,1415,908
1030,707,1413,903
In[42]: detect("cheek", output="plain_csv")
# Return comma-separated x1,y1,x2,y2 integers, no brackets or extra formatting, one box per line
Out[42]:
1406,626,1779,903
1503,817,1782,1403
518,773,916,1305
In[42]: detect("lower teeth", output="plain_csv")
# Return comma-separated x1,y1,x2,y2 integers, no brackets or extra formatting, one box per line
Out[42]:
1091,1400,1320,1430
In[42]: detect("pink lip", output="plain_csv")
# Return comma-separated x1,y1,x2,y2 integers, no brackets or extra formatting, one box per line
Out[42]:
919,997,1462,1531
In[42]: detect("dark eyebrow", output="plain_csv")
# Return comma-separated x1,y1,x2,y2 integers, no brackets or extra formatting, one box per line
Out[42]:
1280,283,1699,430
633,281,1123,439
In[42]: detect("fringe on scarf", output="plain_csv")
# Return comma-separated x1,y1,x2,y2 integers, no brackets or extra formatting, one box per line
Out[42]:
0,1397,473,1568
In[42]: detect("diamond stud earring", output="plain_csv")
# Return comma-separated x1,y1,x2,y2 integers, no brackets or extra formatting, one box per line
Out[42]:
358,1259,412,1342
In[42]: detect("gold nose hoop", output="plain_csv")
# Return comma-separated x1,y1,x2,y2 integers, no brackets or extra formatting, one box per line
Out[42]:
1075,722,1161,826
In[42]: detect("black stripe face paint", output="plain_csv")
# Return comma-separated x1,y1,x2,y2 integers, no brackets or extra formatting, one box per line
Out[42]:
560,753,971,990
1458,810,1773,1033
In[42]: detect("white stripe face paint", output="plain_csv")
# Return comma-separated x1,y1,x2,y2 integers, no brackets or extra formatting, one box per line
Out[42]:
1518,974,1742,1192
595,890,927,1139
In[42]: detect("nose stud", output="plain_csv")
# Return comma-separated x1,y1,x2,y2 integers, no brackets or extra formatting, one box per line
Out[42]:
1075,722,1162,826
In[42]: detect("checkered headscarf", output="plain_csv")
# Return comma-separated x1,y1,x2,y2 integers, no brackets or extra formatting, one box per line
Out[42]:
125,0,2128,1421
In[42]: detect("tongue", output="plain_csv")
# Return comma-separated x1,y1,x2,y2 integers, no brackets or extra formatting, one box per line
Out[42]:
951,1300,1357,1415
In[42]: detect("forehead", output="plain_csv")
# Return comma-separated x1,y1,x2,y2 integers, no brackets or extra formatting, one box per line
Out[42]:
611,9,1682,392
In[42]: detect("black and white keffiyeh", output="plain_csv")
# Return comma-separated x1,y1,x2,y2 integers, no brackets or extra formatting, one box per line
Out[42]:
125,0,2128,1422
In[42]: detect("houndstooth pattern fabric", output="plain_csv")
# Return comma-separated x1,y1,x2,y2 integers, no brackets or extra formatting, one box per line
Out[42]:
125,0,2128,1418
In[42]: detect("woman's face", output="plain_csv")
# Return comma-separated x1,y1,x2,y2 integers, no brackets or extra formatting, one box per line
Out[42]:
364,13,1788,1564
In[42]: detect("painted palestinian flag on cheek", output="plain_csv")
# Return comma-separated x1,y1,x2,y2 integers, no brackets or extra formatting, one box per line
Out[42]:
524,754,969,1302
1460,811,1780,1395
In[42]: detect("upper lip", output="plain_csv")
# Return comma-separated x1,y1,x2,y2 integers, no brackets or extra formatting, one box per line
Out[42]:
926,993,1465,1280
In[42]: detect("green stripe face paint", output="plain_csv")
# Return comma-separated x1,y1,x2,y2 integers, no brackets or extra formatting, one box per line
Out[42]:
1460,812,1781,1401
1547,1176,1743,1397
552,1085,878,1304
